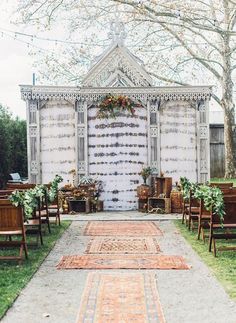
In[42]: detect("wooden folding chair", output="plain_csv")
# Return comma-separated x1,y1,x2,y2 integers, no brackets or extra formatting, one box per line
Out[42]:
209,196,236,257
0,199,28,264
185,190,200,231
197,199,211,242
48,193,61,225
24,197,44,246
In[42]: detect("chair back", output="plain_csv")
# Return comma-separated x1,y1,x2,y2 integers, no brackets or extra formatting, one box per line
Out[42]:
6,183,36,190
211,196,236,225
0,199,24,232
210,182,233,189
189,190,200,208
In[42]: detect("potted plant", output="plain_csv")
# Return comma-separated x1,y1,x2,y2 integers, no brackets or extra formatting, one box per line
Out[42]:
137,166,154,200
140,166,153,185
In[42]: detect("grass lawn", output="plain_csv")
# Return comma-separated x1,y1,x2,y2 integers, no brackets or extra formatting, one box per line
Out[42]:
0,221,71,319
211,178,236,186
175,220,236,301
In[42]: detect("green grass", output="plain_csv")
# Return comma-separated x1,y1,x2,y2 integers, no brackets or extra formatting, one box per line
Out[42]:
175,220,236,301
0,221,71,319
211,178,236,186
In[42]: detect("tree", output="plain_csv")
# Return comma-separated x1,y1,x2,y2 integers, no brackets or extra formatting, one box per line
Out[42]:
15,0,236,177
0,105,27,188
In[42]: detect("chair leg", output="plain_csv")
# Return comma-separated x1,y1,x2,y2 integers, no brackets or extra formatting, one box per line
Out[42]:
47,220,51,233
58,213,61,226
182,210,185,224
197,220,201,240
213,238,217,257
209,234,213,252
39,228,43,245
188,216,191,231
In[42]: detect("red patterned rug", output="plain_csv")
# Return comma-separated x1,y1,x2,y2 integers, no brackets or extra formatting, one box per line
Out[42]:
76,272,166,323
86,237,161,254
57,254,190,270
83,221,162,236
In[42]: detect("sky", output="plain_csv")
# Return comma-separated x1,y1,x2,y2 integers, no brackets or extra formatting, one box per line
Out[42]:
0,1,225,123
0,1,34,119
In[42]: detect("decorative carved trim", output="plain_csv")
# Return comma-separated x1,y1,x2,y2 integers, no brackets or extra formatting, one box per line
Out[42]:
29,126,37,137
30,161,38,174
82,45,152,87
150,126,158,137
78,161,86,172
200,159,208,172
29,102,37,112
151,161,158,169
20,85,212,102
150,105,158,113
78,127,85,137
200,125,208,139
77,101,85,112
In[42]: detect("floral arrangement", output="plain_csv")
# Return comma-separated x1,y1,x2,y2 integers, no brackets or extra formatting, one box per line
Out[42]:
97,94,141,119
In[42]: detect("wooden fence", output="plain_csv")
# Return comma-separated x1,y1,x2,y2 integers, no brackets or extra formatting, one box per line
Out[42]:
210,124,236,178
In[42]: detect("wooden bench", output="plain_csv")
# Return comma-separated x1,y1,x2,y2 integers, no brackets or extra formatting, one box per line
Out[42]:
0,199,28,263
209,196,236,256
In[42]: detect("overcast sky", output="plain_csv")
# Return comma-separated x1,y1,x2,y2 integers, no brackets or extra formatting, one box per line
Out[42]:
0,1,34,119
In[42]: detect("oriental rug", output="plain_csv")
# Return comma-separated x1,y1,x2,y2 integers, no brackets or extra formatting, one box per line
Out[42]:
85,237,161,254
57,254,190,270
76,272,166,323
83,221,162,236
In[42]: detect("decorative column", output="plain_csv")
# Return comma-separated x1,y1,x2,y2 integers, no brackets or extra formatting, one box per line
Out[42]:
197,99,210,183
148,100,160,174
27,99,41,183
75,100,88,181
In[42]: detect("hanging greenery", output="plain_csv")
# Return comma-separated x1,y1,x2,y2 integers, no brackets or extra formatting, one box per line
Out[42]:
180,177,225,223
194,185,225,222
180,177,192,200
10,185,46,220
48,175,63,203
97,94,141,119
10,175,63,220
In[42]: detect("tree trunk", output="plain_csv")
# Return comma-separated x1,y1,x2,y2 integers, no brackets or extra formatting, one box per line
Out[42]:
223,106,235,178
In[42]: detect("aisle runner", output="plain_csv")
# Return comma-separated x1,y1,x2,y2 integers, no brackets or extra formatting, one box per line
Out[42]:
86,237,161,254
76,272,166,323
83,221,163,236
57,254,189,270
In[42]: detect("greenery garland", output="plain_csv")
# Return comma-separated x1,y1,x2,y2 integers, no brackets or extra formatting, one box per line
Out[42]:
97,94,141,119
180,177,192,200
194,185,225,222
48,175,63,203
10,184,46,220
180,177,225,222
10,175,63,220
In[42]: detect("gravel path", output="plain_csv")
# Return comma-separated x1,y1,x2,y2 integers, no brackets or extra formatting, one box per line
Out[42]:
2,213,236,323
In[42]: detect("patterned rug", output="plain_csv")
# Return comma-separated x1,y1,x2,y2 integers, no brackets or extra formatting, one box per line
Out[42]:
57,254,190,270
76,272,166,323
85,237,161,254
83,221,163,236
